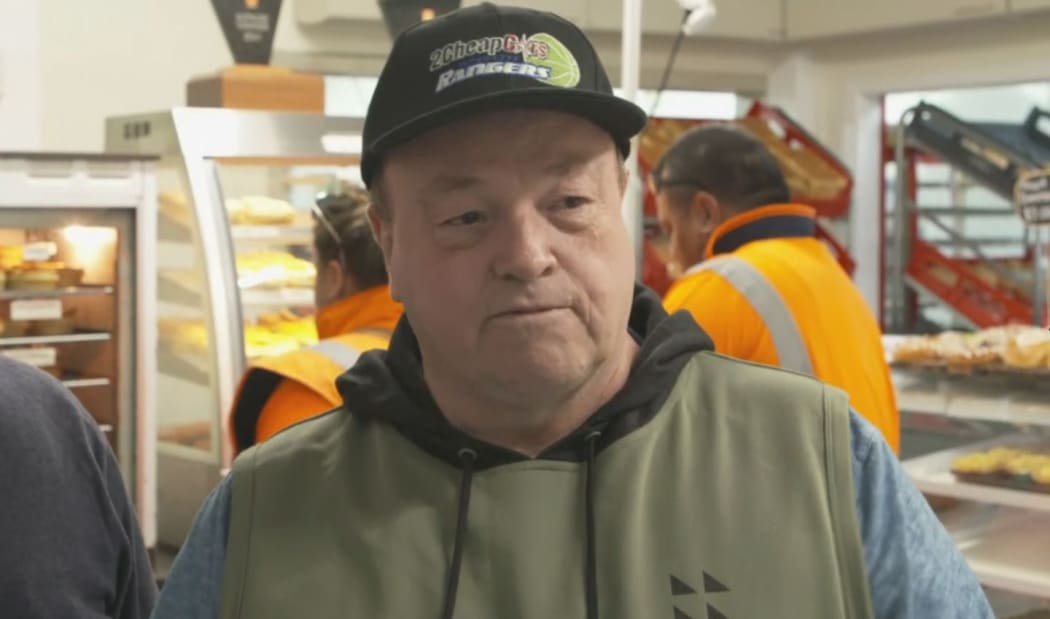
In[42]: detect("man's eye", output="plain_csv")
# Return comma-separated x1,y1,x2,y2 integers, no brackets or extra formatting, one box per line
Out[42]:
558,196,590,210
442,211,485,226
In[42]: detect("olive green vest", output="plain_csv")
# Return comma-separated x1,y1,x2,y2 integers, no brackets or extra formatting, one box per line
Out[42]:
220,352,874,618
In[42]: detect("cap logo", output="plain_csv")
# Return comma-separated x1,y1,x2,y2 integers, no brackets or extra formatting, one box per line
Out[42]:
429,32,580,93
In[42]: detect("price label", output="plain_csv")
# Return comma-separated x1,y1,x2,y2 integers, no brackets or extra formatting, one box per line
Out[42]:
10,299,62,321
1014,169,1050,225
2,347,57,368
22,242,57,262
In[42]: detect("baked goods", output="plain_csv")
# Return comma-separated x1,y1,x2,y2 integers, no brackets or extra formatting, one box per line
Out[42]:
952,445,1050,491
0,245,22,270
245,325,300,359
227,196,297,226
270,318,316,345
1003,327,1050,369
155,316,310,360
893,325,1050,371
890,335,938,363
236,251,315,289
34,317,76,336
1033,465,1050,493
159,319,209,356
6,268,59,291
249,311,317,353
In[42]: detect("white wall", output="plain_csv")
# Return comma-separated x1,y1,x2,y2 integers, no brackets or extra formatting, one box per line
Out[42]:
36,0,232,151
0,0,41,150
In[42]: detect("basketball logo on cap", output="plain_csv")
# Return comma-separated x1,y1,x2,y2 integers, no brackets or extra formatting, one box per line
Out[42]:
430,33,581,93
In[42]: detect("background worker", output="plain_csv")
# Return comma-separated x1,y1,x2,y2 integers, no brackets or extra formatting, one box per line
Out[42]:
228,185,402,454
653,124,900,453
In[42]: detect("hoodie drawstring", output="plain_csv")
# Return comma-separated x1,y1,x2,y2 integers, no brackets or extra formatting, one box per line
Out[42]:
441,437,602,619
584,431,602,619
441,448,477,619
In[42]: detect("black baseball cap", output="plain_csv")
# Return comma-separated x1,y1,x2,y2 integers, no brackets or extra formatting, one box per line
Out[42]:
361,2,648,187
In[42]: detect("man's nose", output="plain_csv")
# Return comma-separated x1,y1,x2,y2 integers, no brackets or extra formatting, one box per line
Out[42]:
490,208,557,282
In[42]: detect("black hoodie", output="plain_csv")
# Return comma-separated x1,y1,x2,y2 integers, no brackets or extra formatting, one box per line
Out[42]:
337,285,714,470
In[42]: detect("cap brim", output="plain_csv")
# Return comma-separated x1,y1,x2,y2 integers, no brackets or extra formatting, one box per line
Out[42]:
364,88,648,183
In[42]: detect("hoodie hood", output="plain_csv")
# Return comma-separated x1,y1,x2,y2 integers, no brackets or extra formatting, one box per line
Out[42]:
336,284,713,470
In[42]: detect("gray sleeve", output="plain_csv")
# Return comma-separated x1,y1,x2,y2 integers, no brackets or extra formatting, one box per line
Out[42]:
150,476,232,619
850,411,994,619
0,358,156,619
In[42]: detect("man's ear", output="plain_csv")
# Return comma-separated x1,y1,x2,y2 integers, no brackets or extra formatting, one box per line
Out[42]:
690,192,723,233
368,205,393,260
368,204,401,302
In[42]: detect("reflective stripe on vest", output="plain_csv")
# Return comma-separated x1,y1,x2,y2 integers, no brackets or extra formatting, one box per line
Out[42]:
308,340,364,369
691,256,814,375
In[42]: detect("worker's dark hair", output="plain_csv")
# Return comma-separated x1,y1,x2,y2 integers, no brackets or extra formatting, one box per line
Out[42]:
313,183,388,290
652,124,791,212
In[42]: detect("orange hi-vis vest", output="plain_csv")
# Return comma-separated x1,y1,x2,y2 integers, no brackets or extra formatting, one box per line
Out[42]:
663,204,900,453
229,285,402,455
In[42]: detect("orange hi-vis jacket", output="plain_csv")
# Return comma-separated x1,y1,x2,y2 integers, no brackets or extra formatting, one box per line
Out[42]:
229,285,403,455
663,204,900,453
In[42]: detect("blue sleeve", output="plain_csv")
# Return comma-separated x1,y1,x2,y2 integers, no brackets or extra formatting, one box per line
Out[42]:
149,476,232,619
850,411,994,619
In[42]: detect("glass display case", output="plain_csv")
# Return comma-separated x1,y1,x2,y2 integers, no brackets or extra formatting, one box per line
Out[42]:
0,153,158,550
105,108,363,547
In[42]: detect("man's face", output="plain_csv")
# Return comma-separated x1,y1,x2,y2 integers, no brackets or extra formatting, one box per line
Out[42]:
372,110,635,404
653,187,712,278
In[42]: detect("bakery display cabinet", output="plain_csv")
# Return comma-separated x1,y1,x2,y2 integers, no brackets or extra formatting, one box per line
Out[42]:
105,108,363,548
887,331,1050,609
0,152,158,550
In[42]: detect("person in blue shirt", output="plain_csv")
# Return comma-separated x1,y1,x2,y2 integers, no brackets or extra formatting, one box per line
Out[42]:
0,358,156,618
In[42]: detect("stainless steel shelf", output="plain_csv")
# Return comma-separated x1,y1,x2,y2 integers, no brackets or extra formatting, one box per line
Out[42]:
0,331,112,347
0,285,115,300
893,365,1050,427
939,504,1050,599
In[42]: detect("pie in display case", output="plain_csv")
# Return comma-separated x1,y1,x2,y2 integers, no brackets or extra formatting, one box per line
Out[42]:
106,108,363,548
0,153,158,551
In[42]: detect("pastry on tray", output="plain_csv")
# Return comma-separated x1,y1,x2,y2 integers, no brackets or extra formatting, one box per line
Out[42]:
1003,327,1050,369
1033,465,1050,494
227,196,297,226
952,446,1050,490
6,268,59,291
891,335,938,364
236,251,316,289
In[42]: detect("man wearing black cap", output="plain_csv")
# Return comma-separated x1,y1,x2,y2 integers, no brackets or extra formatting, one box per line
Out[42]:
151,4,991,618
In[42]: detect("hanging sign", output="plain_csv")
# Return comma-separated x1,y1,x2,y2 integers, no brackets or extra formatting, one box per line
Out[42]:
1014,168,1050,225
210,0,283,65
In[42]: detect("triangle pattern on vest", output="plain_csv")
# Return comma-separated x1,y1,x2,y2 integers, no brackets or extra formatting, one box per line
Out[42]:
706,603,728,619
673,607,695,619
703,571,729,593
670,574,697,596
